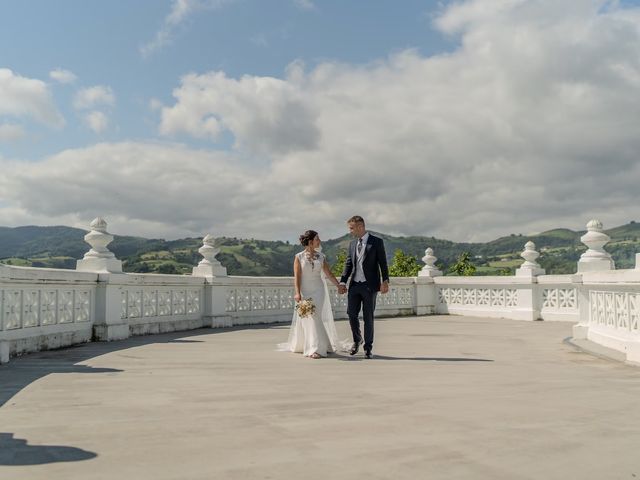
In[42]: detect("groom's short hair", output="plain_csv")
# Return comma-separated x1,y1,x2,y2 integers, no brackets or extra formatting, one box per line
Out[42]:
348,215,365,226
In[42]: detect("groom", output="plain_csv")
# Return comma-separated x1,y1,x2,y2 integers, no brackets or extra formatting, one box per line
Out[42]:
338,216,389,359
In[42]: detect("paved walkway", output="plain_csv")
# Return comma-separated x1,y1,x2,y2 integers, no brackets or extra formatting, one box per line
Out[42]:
1,316,640,480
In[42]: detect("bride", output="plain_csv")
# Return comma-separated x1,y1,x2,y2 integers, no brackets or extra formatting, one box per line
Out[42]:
278,230,342,359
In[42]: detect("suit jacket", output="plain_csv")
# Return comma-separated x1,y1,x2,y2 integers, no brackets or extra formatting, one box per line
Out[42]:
340,233,389,291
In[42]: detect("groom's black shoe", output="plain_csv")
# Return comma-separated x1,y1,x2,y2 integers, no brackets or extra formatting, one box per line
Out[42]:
365,349,372,359
350,341,363,356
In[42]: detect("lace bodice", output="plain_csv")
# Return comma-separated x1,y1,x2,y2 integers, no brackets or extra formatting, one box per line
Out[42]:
297,250,324,280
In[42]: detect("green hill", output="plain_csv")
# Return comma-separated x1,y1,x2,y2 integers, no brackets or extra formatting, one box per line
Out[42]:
0,222,638,276
605,221,640,241
538,228,581,241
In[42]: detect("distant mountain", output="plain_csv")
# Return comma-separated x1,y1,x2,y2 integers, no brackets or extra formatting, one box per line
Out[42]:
0,222,638,276
0,225,169,269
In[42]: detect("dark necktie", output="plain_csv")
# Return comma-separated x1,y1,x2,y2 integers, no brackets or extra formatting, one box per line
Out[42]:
357,238,363,255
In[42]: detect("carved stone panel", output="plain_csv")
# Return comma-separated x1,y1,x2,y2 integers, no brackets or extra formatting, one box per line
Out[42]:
251,289,265,311
226,289,237,312
237,289,251,311
128,290,142,318
23,290,40,328
630,293,640,332
265,288,280,310
41,290,58,326
143,290,158,317
121,290,128,319
4,290,22,329
173,290,187,315
75,290,91,323
280,288,295,310
543,288,577,310
59,290,74,324
186,290,200,314
158,291,172,316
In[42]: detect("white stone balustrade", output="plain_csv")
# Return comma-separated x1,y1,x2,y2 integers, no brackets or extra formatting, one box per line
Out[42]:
419,247,443,277
2,217,640,365
573,269,640,363
192,234,227,277
0,265,99,361
76,217,122,273
516,241,545,277
578,219,614,272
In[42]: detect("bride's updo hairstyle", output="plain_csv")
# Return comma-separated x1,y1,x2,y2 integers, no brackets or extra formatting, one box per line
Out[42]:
299,230,318,247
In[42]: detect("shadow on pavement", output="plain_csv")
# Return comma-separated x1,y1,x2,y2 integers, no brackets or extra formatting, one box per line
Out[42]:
331,353,493,362
0,433,97,465
372,355,493,362
0,325,279,409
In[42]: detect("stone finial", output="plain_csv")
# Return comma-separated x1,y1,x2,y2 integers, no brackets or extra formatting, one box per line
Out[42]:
516,241,545,277
76,217,123,273
198,234,220,266
578,219,614,272
418,247,442,277
90,217,108,233
192,234,227,277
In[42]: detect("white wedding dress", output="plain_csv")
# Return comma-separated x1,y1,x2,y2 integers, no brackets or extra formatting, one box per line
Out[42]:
278,251,341,357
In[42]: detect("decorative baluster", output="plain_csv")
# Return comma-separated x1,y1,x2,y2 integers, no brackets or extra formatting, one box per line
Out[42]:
516,241,545,277
192,234,227,277
418,247,442,277
76,217,122,273
577,219,614,272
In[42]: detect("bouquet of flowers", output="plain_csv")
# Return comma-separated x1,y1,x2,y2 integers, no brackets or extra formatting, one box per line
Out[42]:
295,298,316,318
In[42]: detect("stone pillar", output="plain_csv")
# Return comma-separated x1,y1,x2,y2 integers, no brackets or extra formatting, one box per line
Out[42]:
0,340,9,364
191,235,230,327
192,234,227,277
418,247,443,277
205,277,233,328
577,219,614,272
76,218,122,273
572,284,589,340
516,241,545,277
415,247,439,315
414,276,436,316
92,273,130,341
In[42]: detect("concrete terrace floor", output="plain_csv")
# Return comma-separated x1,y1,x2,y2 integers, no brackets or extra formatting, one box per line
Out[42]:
1,316,640,480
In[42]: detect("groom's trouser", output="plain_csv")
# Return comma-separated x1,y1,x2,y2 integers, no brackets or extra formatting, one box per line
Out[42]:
347,282,377,351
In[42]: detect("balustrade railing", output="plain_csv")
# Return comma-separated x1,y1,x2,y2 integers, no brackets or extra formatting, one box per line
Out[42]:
0,265,98,362
2,217,640,365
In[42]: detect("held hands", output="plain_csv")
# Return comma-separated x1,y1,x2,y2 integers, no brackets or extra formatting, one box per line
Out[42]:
337,284,347,295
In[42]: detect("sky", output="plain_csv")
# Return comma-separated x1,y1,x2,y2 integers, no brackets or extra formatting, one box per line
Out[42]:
1,0,640,243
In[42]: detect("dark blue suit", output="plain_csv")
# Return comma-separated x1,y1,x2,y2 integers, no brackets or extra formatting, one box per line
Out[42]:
340,234,389,351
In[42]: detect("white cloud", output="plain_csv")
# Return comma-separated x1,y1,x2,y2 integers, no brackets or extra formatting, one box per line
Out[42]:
73,85,115,110
49,68,77,84
0,68,64,128
5,1,640,243
140,0,234,58
293,0,316,11
0,123,25,142
84,111,109,133
149,98,163,111
160,71,320,155
152,0,640,242
0,142,278,239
